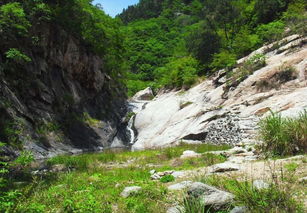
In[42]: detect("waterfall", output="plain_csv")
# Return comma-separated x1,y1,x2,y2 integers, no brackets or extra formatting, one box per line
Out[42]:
127,115,135,144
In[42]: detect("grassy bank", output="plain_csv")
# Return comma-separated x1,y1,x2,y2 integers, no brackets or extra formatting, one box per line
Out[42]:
4,143,229,212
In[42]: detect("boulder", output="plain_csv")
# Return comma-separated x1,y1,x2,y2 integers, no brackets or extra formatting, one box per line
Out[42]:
120,186,142,198
210,162,240,173
132,87,154,101
187,182,234,210
168,181,193,191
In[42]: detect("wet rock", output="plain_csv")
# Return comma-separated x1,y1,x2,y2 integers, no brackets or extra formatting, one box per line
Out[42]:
120,186,142,198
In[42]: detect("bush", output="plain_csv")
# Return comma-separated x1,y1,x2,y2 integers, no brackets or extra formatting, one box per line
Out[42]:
227,53,266,87
256,21,285,43
258,110,307,157
159,175,175,183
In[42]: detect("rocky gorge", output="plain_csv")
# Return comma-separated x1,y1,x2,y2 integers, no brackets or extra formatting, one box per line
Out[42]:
128,34,307,151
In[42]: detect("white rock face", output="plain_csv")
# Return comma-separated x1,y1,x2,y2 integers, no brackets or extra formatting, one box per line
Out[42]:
120,186,142,198
131,35,307,150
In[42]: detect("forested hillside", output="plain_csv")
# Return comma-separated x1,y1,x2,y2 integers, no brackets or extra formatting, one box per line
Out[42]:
120,0,306,96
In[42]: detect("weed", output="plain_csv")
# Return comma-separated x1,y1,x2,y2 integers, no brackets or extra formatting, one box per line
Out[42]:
258,110,307,157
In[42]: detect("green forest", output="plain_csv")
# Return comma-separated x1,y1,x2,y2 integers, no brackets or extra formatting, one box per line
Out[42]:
1,0,306,97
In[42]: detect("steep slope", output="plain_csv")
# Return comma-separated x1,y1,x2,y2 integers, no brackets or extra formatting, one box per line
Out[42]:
131,35,307,150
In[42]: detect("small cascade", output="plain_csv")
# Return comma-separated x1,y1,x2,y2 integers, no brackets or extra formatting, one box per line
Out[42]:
127,115,135,144
126,100,150,145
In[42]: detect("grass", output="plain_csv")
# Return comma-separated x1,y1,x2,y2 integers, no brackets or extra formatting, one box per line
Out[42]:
258,110,307,157
4,143,229,212
201,174,305,213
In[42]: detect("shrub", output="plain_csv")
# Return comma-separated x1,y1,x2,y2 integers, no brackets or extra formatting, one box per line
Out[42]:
227,53,266,87
258,110,307,157
231,180,303,213
256,21,285,43
159,175,175,183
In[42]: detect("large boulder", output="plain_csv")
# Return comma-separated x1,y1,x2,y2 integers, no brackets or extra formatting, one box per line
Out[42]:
132,87,154,101
187,182,234,210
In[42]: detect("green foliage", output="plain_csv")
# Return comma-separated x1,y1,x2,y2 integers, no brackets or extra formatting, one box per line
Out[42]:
159,175,175,183
156,56,200,88
3,119,25,149
258,110,307,157
202,176,305,213
210,51,237,71
0,2,31,37
256,21,286,43
5,48,31,63
13,151,34,167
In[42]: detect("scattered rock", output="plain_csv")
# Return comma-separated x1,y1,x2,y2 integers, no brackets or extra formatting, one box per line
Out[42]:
187,182,234,210
253,180,269,190
230,206,247,213
151,170,175,180
168,181,193,191
120,186,142,198
211,162,240,173
180,150,201,159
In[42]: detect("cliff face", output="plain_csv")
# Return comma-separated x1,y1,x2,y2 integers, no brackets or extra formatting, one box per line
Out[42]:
0,24,128,159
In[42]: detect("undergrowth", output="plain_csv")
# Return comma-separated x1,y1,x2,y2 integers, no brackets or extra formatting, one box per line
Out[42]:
258,110,307,157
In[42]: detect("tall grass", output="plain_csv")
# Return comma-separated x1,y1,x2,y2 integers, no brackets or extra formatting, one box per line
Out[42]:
258,110,307,157
201,176,305,213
